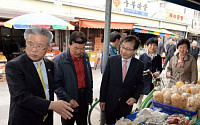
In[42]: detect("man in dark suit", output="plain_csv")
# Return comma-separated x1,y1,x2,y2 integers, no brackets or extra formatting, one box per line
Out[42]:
6,27,73,125
163,38,176,69
189,40,199,60
99,35,144,125
156,36,165,55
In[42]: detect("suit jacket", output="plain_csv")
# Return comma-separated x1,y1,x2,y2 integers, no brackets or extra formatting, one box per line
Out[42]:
6,53,54,125
53,48,93,112
188,47,199,60
156,42,165,55
166,44,176,59
100,55,144,113
139,53,162,94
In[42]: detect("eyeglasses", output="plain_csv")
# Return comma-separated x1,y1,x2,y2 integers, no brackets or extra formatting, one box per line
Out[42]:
74,47,85,51
120,45,134,51
26,43,47,51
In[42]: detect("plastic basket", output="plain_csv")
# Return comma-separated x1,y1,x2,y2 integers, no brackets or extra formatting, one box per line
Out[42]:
152,100,198,117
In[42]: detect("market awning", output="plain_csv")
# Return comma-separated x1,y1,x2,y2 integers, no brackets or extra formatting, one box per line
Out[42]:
79,20,134,29
133,25,179,38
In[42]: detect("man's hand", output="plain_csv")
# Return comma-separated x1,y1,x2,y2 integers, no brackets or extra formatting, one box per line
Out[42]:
69,99,79,108
126,98,135,106
153,72,159,77
99,102,105,111
49,100,74,120
166,72,171,78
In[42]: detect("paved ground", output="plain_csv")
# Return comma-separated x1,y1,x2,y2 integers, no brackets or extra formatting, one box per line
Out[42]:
0,68,102,125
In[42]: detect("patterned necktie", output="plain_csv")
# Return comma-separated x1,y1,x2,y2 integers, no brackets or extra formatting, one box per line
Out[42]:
37,61,48,121
122,59,127,82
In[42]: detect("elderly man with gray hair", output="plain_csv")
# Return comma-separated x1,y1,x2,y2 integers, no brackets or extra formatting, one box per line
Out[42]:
189,40,199,61
6,26,73,125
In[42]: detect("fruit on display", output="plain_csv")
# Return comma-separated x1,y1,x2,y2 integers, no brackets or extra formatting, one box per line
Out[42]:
176,81,184,88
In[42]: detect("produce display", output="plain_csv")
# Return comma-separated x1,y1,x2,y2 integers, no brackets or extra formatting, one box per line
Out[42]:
115,108,169,125
153,83,200,112
115,108,198,125
115,82,200,125
166,114,190,125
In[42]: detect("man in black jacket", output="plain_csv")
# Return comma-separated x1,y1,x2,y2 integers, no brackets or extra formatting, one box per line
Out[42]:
54,31,93,125
163,38,176,69
100,35,144,125
189,40,199,60
156,36,165,55
6,27,73,125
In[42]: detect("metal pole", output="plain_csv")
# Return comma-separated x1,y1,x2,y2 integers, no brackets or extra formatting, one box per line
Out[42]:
100,0,112,125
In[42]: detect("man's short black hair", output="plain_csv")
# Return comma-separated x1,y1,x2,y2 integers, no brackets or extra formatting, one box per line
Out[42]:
122,35,140,50
147,37,158,46
69,31,87,45
110,31,121,42
177,39,190,49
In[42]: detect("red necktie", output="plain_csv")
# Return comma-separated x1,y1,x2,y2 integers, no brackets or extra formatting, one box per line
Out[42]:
122,60,127,82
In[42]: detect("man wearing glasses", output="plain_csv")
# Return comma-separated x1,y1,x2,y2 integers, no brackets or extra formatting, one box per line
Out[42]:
53,31,93,125
6,27,73,125
99,35,144,125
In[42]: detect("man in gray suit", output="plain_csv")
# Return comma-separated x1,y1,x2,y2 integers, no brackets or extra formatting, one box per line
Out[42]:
156,36,165,55
189,40,199,61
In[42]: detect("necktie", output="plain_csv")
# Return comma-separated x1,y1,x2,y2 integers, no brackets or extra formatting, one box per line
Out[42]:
37,61,48,121
122,60,127,82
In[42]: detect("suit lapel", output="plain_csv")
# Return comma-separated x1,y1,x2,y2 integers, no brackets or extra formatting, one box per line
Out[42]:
118,55,123,84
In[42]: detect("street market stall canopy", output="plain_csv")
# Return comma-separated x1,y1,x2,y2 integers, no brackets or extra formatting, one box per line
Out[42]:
79,19,134,29
164,0,200,11
133,25,179,38
4,13,75,30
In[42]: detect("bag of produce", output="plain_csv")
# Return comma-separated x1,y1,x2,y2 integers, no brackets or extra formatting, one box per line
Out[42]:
190,86,199,95
179,85,191,94
163,90,173,105
153,91,163,103
186,96,199,111
171,85,180,94
171,93,183,109
181,93,191,109
161,88,170,94
194,94,200,107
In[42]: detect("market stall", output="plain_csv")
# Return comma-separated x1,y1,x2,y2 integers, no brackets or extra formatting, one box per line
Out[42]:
115,83,200,125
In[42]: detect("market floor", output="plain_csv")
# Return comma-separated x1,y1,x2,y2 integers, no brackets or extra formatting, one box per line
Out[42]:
0,68,102,125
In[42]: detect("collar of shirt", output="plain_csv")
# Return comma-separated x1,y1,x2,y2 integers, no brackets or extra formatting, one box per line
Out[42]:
110,43,117,53
33,59,50,100
147,51,157,60
69,49,83,61
33,59,45,68
121,57,132,71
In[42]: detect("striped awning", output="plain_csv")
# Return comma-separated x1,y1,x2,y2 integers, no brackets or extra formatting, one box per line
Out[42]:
133,25,179,38
79,20,134,29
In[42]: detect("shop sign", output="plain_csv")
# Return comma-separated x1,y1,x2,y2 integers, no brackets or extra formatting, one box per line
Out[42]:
112,0,148,16
166,9,185,22
192,19,200,30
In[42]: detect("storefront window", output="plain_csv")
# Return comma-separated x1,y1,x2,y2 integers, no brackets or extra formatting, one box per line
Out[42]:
1,27,11,36
12,29,23,36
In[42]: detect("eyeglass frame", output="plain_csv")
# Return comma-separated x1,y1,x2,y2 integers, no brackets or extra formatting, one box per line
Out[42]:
26,43,47,51
120,44,135,51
